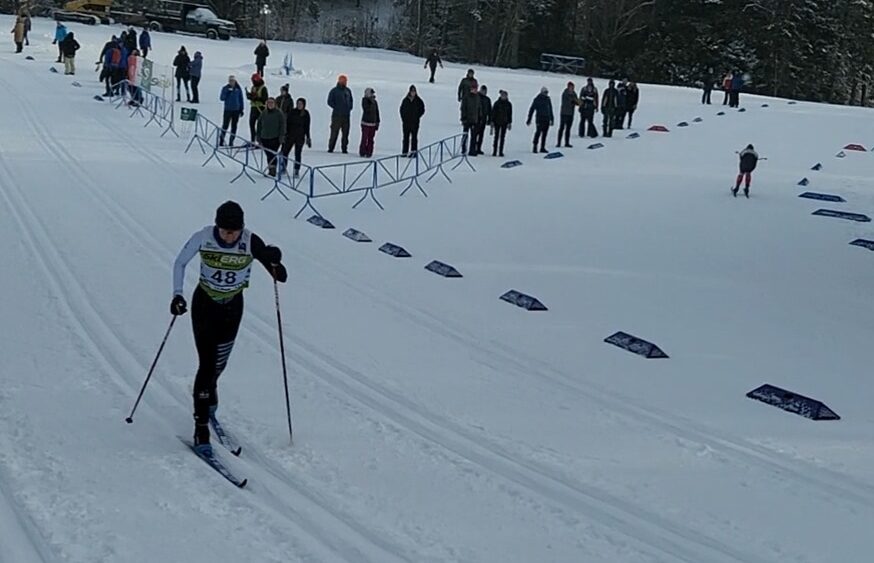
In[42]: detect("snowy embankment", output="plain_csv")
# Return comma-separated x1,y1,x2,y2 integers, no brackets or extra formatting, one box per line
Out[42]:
1,15,874,563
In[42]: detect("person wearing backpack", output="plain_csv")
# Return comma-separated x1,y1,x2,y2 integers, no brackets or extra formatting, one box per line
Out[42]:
173,46,192,102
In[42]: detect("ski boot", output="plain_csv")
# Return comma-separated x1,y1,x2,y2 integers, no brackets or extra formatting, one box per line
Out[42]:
731,186,739,197
743,188,749,198
193,423,212,456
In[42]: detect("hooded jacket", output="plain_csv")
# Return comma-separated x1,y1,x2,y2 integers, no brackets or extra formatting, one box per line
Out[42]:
189,52,203,78
400,94,425,125
327,84,354,118
361,92,380,127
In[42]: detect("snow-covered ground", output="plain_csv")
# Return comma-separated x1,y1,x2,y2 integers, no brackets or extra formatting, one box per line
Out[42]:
2,16,874,563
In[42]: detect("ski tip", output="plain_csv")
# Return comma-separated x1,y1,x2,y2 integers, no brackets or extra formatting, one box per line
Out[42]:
238,479,248,489
232,447,242,457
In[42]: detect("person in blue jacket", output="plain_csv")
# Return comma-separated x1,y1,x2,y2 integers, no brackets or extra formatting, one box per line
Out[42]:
52,22,67,63
219,75,245,147
526,87,554,153
139,27,151,59
730,71,744,108
189,51,203,104
326,74,353,153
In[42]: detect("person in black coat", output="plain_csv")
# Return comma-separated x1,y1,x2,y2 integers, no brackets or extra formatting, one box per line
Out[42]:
173,46,191,102
601,80,618,138
526,87,554,153
424,50,443,83
733,144,759,197
399,85,425,156
281,98,312,177
490,90,512,157
474,85,492,156
254,40,270,76
624,82,639,128
59,32,80,75
578,78,599,138
124,27,137,52
614,79,628,130
701,68,713,104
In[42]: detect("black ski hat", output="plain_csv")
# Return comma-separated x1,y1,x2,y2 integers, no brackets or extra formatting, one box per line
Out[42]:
215,201,244,230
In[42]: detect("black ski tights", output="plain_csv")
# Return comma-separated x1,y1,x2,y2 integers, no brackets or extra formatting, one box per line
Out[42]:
191,286,243,428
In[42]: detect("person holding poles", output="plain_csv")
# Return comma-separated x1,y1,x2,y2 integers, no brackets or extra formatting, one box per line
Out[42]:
170,201,288,455
732,144,760,198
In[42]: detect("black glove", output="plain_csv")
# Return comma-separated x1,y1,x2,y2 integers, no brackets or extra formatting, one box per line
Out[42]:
170,294,187,316
306,137,312,148
271,263,288,283
262,245,282,264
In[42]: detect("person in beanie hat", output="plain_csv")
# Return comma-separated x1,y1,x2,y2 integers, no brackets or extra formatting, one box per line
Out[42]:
171,201,288,456
359,87,380,158
247,72,269,142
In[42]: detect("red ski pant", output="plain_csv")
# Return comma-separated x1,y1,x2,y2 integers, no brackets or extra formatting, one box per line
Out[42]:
359,124,377,157
735,172,752,188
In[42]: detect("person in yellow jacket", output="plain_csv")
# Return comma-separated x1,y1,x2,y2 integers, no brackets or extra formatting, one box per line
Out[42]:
11,14,25,54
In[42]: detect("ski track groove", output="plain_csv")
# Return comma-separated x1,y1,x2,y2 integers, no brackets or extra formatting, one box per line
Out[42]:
66,83,781,563
0,461,57,563
0,75,411,563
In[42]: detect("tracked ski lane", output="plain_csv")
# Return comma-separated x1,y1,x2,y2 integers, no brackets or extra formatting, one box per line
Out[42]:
61,87,778,563
0,71,421,563
0,105,416,563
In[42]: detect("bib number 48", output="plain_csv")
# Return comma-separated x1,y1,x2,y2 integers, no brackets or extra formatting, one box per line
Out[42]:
211,270,238,285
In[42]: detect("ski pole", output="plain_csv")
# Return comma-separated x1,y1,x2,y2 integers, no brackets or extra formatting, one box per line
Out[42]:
273,269,294,443
125,316,177,424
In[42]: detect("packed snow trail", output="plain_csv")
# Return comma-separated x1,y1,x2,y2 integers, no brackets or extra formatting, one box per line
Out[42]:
2,15,874,563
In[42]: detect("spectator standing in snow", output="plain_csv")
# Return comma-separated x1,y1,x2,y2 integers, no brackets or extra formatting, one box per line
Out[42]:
23,13,31,46
327,74,353,153
460,83,481,156
625,82,639,128
256,97,286,176
219,75,245,147
457,69,477,103
139,27,151,58
578,78,599,138
125,27,137,53
399,85,425,156
490,89,512,157
60,32,80,75
601,79,618,137
730,71,744,107
722,72,732,105
281,97,311,177
701,68,713,104
11,14,25,54
53,22,68,63
276,83,293,115
282,51,293,75
99,36,119,96
247,73,268,142
474,85,492,156
732,144,759,198
425,50,443,83
254,40,270,77
173,46,192,102
359,88,380,158
127,49,144,105
615,79,628,130
189,51,203,103
557,81,578,148
526,87,554,154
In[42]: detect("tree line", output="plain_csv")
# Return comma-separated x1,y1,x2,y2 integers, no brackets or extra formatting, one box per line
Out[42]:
19,0,874,105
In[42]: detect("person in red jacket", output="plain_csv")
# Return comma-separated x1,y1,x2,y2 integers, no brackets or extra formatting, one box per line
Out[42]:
722,72,732,105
